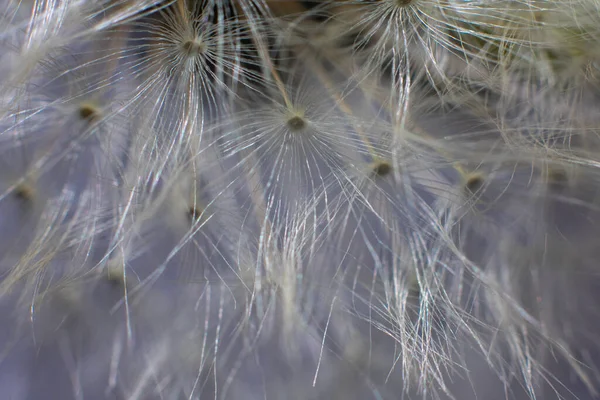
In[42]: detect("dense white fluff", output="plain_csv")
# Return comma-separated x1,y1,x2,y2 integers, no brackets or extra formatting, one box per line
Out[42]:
2,1,600,399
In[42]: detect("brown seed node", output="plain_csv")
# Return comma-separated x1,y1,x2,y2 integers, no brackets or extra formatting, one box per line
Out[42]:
465,174,484,194
372,161,392,177
14,184,34,202
187,205,203,222
78,104,100,122
181,39,205,57
287,115,306,131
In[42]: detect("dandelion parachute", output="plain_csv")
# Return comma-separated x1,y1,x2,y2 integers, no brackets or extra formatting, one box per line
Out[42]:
1,0,600,399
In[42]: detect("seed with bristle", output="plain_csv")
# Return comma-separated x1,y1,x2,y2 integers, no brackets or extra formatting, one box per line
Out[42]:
181,39,205,58
105,263,125,286
78,103,101,122
13,183,34,203
187,205,203,222
287,115,307,132
372,161,392,177
464,173,485,194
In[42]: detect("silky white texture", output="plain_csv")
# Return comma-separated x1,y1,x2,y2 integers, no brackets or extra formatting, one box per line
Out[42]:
1,1,600,399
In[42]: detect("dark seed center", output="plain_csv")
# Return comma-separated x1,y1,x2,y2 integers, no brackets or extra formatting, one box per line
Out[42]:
287,116,306,131
373,162,392,177
182,40,204,57
78,105,98,121
14,184,33,202
188,206,202,222
465,175,484,193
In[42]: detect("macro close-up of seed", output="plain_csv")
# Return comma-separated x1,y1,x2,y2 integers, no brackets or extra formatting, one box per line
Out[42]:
2,0,600,399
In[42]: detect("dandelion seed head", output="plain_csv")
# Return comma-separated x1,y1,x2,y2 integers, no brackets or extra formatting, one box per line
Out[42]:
2,1,600,399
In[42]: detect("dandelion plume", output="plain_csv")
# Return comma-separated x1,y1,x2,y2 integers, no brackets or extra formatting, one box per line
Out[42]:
1,1,600,399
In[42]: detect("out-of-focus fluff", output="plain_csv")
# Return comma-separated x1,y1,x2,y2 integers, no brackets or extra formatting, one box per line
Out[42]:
2,1,600,399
